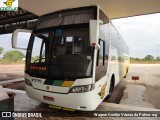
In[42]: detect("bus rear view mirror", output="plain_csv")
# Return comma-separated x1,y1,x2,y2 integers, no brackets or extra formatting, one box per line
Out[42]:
12,29,32,50
90,20,103,49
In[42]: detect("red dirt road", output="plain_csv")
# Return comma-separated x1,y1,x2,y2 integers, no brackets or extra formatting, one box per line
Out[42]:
0,64,24,74
0,64,24,81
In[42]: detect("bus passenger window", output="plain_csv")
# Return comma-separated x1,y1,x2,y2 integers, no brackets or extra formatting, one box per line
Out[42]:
74,36,84,53
31,37,43,63
31,33,48,63
41,42,46,62
97,40,105,66
95,39,106,81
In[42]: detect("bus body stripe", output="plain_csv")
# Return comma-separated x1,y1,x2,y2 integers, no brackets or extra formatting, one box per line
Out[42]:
61,81,74,87
44,79,74,87
52,80,63,86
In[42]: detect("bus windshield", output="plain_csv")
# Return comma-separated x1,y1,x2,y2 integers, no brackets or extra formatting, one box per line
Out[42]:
27,27,93,80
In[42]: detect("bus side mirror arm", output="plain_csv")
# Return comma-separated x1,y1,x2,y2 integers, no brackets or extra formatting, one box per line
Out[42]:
99,20,103,25
91,43,100,50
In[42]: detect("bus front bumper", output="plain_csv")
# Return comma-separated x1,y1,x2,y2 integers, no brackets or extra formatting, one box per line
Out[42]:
25,84,98,111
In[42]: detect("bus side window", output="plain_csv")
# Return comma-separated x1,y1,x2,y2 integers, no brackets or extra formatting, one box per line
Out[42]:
97,39,105,66
31,36,43,63
95,39,106,81
40,41,46,62
30,33,48,63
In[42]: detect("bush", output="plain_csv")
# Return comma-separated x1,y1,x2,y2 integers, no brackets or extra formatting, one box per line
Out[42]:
0,47,3,55
3,50,25,62
145,55,154,60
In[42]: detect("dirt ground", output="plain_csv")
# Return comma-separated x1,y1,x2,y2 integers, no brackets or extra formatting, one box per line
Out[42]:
0,64,24,81
0,64,24,74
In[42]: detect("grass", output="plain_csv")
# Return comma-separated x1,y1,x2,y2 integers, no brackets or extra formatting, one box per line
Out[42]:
130,60,160,64
0,59,25,65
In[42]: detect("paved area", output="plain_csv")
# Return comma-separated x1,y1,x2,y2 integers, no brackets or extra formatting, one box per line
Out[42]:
126,64,160,88
121,64,160,109
120,84,154,108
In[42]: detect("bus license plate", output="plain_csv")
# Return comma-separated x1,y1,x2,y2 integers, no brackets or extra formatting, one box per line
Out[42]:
43,96,54,101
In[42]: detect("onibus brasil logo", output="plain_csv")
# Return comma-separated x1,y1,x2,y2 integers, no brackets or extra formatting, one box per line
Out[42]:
0,0,18,11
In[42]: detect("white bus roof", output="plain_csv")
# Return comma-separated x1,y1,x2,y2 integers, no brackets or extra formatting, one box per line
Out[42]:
19,0,160,19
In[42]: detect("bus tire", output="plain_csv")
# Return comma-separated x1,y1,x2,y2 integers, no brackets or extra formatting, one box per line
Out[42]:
106,75,114,99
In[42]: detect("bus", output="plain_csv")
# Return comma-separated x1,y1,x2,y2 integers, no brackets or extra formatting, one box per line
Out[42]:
12,6,129,111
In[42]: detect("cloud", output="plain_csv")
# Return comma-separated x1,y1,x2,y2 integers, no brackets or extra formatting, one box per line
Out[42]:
112,13,160,58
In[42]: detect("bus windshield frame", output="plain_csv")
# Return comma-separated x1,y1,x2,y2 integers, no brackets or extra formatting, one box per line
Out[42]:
26,25,94,80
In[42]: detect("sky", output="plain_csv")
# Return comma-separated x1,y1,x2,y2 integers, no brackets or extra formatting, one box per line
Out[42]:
0,13,160,58
112,13,160,58
0,34,26,58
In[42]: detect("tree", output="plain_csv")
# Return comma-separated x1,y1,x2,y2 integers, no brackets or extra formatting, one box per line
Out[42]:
135,58,140,61
3,50,25,62
144,55,154,60
156,57,160,60
0,47,3,55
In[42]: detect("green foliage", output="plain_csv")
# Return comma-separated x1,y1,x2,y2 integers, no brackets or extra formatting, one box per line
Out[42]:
130,55,160,64
0,47,4,55
156,57,160,60
31,56,40,63
3,50,25,62
0,59,25,64
145,55,154,60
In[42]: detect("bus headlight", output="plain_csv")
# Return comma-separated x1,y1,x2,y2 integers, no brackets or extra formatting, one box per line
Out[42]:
25,79,32,87
70,85,92,93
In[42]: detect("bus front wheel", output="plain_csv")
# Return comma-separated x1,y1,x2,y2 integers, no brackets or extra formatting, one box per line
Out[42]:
106,75,114,99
